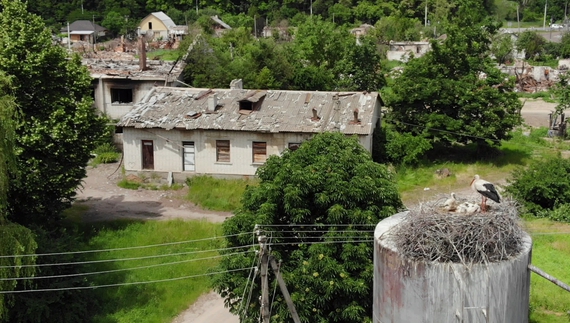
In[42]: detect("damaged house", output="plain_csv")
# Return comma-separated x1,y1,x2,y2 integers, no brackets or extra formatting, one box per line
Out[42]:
85,44,186,119
117,85,382,179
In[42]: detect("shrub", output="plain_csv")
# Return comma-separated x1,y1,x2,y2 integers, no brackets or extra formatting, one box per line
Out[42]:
548,203,570,222
92,143,120,165
506,155,570,214
373,124,432,166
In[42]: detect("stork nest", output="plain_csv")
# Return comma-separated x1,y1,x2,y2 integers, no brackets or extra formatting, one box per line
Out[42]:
388,199,527,265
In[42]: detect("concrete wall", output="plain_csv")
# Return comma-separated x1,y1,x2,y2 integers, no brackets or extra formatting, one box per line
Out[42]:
373,212,532,323
93,78,157,119
122,128,373,178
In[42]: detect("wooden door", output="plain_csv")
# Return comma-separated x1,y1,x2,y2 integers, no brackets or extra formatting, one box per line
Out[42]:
183,141,195,171
142,140,154,170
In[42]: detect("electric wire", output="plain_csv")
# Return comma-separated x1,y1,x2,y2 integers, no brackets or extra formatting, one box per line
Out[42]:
268,259,280,319
0,267,255,294
0,233,250,259
238,250,260,318
0,243,256,269
0,250,253,282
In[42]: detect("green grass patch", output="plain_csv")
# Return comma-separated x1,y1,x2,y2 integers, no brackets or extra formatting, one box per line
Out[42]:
525,218,570,322
84,219,224,323
527,57,559,69
186,175,254,212
117,178,142,190
92,143,121,166
518,91,556,102
146,49,179,61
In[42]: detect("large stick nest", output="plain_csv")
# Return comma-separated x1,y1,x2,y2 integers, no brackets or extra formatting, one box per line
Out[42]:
388,199,526,265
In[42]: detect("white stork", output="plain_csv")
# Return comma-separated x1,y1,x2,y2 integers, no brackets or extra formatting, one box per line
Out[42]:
470,175,501,212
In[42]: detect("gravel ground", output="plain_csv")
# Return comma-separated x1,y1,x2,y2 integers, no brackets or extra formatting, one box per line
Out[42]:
74,98,558,323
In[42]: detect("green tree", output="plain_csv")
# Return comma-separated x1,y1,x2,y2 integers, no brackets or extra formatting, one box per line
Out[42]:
212,132,403,323
101,10,126,36
0,72,37,323
0,0,107,229
490,33,514,64
516,30,546,59
384,17,522,149
335,36,386,92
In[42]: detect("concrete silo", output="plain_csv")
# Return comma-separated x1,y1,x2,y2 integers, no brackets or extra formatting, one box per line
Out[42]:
373,211,532,323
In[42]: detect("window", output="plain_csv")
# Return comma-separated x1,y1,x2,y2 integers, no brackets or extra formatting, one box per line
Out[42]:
216,140,230,162
239,101,253,112
148,22,153,30
288,143,301,151
110,88,133,104
253,142,267,163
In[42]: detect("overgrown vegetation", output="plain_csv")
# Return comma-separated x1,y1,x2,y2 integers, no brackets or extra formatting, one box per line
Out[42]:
185,175,251,211
92,143,121,166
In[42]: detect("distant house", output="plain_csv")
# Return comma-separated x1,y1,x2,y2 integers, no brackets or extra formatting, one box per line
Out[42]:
386,41,431,61
62,20,107,43
261,26,293,40
117,85,382,179
211,15,232,36
350,24,374,38
138,11,187,41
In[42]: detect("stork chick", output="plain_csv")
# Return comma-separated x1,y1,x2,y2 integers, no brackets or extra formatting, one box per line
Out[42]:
470,175,501,212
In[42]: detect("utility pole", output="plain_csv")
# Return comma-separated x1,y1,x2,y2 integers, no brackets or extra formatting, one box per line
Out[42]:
517,5,520,34
269,257,302,323
424,1,428,27
67,21,71,51
310,0,313,17
258,235,270,323
542,0,548,28
196,0,199,14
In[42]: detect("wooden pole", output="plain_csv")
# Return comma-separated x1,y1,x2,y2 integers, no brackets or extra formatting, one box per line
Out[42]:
259,236,270,323
529,264,570,293
269,256,302,323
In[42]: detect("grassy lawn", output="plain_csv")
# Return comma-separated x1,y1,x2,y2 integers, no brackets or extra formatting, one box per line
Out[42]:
66,218,231,323
146,49,180,61
185,175,255,211
526,218,570,323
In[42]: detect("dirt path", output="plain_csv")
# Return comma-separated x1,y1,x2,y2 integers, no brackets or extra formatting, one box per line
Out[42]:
76,163,233,223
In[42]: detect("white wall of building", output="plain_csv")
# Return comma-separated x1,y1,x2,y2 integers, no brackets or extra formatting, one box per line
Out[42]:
123,128,317,176
93,78,158,119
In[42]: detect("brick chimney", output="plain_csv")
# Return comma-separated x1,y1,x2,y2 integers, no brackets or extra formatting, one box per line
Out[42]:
350,108,361,125
139,36,147,71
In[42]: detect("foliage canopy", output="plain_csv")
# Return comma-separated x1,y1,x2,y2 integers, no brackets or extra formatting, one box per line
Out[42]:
212,132,403,323
383,16,523,150
0,0,107,229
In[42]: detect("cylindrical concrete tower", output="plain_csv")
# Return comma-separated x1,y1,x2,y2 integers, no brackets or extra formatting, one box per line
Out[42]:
373,211,532,323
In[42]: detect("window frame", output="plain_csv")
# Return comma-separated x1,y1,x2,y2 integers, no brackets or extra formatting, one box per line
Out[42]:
252,141,267,164
216,140,230,163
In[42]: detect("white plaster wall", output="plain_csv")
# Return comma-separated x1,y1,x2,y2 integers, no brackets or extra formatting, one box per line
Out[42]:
94,79,157,119
122,128,316,176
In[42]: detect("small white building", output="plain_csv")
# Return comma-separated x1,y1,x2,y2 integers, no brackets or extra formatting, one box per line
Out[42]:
386,41,431,61
117,86,382,179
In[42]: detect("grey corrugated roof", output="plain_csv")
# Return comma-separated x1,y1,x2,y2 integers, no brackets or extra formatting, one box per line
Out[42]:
62,20,106,33
118,87,379,135
151,11,176,28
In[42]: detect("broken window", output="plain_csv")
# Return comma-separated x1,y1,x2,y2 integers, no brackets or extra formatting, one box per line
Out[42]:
253,142,267,163
239,101,253,111
111,88,133,104
216,140,230,162
288,143,301,151
148,22,153,30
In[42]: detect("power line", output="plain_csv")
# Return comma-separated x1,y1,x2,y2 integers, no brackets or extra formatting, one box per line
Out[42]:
0,250,253,282
0,244,256,269
0,233,249,259
0,267,254,294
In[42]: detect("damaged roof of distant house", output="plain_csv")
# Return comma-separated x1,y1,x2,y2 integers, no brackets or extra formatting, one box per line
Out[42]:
61,20,106,33
83,54,185,81
118,87,380,135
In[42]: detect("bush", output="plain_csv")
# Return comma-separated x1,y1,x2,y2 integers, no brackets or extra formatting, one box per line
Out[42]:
92,143,120,165
506,155,570,214
373,125,432,166
548,203,570,222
